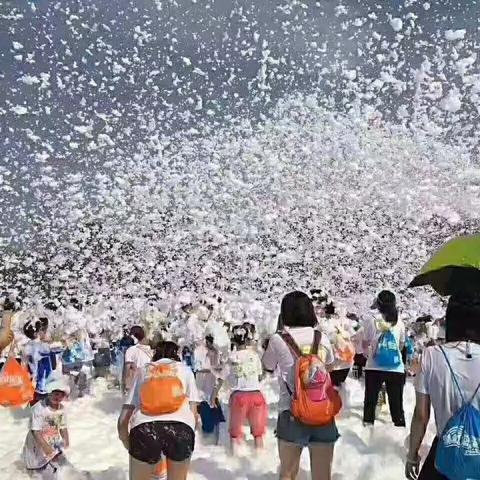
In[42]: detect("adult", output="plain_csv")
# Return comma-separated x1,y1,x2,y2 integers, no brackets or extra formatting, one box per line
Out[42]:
225,325,267,452
123,326,153,394
115,324,135,389
262,291,339,480
351,319,367,380
118,341,200,480
406,292,480,480
362,290,406,427
319,302,355,388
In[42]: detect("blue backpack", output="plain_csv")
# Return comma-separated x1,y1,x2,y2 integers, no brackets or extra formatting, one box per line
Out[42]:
435,347,480,480
405,337,415,357
374,330,401,368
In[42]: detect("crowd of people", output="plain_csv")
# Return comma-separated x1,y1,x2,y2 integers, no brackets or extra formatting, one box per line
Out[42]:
0,288,479,480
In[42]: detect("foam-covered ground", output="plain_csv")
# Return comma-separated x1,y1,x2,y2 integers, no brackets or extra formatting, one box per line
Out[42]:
0,377,436,480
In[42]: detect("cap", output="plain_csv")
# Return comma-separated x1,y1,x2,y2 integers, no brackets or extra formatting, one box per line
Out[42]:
45,374,70,395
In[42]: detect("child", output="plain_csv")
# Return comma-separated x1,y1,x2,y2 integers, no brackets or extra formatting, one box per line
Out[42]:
23,373,71,479
22,318,56,406
194,335,225,444
225,325,267,453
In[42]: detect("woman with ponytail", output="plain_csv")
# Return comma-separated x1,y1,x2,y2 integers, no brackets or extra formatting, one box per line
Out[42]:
362,290,406,427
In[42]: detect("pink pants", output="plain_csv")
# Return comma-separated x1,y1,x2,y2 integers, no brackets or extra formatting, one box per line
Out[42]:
229,390,268,439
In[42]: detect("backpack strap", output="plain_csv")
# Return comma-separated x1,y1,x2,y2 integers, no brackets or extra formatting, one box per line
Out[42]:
279,332,304,399
440,345,480,405
280,332,303,359
311,330,322,355
138,345,153,359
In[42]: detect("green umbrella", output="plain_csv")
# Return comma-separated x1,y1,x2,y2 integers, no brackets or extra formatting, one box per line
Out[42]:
409,234,480,296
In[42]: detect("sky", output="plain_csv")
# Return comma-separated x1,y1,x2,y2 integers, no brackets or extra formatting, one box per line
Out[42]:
0,0,479,302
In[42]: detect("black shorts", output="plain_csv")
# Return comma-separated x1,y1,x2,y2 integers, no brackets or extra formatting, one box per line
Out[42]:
330,368,350,387
129,421,195,464
354,354,367,368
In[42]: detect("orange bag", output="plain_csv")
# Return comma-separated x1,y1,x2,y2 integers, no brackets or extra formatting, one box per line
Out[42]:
0,351,35,408
140,362,186,416
281,331,342,426
334,330,356,364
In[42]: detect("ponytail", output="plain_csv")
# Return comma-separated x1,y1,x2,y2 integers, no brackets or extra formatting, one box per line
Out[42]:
381,305,398,326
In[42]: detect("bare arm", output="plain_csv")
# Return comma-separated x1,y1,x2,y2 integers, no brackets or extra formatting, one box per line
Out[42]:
123,362,136,393
32,431,56,458
0,310,14,353
408,392,431,461
117,405,135,450
190,402,199,429
210,378,224,406
60,428,69,449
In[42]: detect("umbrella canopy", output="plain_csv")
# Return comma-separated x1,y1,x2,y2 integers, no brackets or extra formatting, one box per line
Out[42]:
409,234,480,296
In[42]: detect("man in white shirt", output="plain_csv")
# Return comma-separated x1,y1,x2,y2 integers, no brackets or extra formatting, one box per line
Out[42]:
123,326,152,394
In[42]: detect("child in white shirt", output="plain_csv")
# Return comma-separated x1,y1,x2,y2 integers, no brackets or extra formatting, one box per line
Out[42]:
23,374,71,479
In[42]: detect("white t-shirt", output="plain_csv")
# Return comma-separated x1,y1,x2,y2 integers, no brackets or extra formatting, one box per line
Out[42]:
363,317,406,373
124,344,153,369
23,401,67,469
194,345,224,402
416,342,480,435
125,359,201,432
262,327,335,413
226,348,262,392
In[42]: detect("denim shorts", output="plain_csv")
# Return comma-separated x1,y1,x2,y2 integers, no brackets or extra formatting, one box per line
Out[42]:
276,410,340,446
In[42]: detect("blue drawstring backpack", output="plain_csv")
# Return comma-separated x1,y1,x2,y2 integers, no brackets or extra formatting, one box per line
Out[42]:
374,330,401,368
435,346,480,480
405,337,415,357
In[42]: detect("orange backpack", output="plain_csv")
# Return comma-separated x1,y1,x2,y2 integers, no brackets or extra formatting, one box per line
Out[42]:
0,353,35,408
281,330,342,426
333,329,356,364
140,362,186,416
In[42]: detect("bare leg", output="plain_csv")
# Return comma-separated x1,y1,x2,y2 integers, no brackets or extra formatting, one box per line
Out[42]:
278,439,302,480
129,455,156,480
166,459,190,480
308,443,334,480
254,436,264,449
230,436,242,455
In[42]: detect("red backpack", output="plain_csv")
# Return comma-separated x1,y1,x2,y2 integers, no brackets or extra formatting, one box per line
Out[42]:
281,330,342,426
